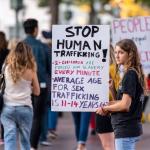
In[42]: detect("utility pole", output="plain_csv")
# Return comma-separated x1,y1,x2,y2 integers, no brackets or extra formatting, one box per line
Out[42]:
10,0,23,38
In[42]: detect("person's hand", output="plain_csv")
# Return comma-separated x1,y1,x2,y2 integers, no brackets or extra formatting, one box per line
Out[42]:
96,107,108,116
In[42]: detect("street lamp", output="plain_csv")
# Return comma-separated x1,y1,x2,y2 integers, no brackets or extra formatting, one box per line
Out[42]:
10,0,23,38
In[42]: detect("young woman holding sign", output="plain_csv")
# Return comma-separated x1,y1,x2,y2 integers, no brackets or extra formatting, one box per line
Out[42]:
96,45,119,150
96,39,144,150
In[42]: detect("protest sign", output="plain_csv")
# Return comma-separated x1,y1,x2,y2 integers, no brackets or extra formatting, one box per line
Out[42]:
111,16,150,75
51,25,110,111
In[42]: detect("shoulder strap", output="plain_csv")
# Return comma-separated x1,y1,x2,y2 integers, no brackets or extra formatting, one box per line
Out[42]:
1,63,6,75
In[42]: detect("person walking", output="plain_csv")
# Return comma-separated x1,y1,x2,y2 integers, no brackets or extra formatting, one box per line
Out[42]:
42,30,58,140
1,42,40,150
0,31,9,69
72,112,91,150
23,18,51,149
96,39,144,150
0,31,9,145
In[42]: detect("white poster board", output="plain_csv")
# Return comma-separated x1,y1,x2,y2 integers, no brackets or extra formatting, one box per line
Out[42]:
111,16,150,75
51,25,110,112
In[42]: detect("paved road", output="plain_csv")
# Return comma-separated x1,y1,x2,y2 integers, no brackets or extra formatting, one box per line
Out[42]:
39,112,102,150
39,97,150,150
0,112,150,150
38,112,150,150
41,97,149,150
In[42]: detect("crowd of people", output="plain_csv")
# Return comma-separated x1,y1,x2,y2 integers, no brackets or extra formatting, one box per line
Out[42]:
0,18,150,150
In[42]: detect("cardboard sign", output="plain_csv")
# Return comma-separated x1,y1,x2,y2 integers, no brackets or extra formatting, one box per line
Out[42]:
112,16,150,75
51,25,110,112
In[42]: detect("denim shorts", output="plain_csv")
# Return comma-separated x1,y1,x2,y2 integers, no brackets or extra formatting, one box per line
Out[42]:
115,136,141,150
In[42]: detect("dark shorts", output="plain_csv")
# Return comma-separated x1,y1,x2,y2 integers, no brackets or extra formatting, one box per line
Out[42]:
96,114,113,134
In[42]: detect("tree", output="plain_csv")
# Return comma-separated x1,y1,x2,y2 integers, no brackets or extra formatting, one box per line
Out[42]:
50,0,59,25
38,0,49,7
38,0,59,26
110,0,150,18
38,0,111,24
136,0,150,7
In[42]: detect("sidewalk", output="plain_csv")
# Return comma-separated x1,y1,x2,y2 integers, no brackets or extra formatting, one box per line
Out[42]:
39,112,102,150
0,112,149,150
38,112,150,150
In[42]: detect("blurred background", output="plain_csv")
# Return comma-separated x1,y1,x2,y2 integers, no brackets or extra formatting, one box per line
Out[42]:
0,0,150,40
0,1,150,150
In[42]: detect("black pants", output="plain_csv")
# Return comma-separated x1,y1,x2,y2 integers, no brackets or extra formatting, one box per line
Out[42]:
0,124,4,139
30,88,47,149
143,96,149,112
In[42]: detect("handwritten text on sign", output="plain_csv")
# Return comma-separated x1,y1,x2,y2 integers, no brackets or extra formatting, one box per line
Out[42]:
51,25,110,112
111,16,150,75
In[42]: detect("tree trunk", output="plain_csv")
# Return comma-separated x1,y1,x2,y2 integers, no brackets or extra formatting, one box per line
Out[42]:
50,0,59,26
89,0,96,24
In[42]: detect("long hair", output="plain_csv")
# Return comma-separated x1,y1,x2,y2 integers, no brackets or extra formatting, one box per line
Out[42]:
115,39,145,88
110,44,116,65
6,41,37,83
0,31,7,50
8,38,20,51
109,44,120,90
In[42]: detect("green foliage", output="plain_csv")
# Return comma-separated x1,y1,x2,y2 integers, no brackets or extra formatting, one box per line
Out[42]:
37,0,111,7
61,0,110,5
136,0,150,6
38,0,49,7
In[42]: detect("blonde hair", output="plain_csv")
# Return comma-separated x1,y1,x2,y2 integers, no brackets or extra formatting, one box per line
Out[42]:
115,39,145,88
6,41,37,83
8,38,20,51
110,44,116,65
109,44,120,90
